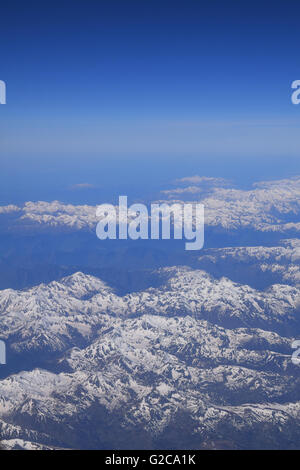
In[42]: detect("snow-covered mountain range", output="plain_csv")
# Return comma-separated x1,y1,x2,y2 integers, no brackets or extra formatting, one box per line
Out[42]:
0,264,299,449
0,176,300,449
1,176,300,234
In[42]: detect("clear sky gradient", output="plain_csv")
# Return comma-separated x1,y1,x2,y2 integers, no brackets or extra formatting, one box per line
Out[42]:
0,1,300,203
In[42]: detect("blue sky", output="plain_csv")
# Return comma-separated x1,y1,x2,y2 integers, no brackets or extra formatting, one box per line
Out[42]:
0,1,300,203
